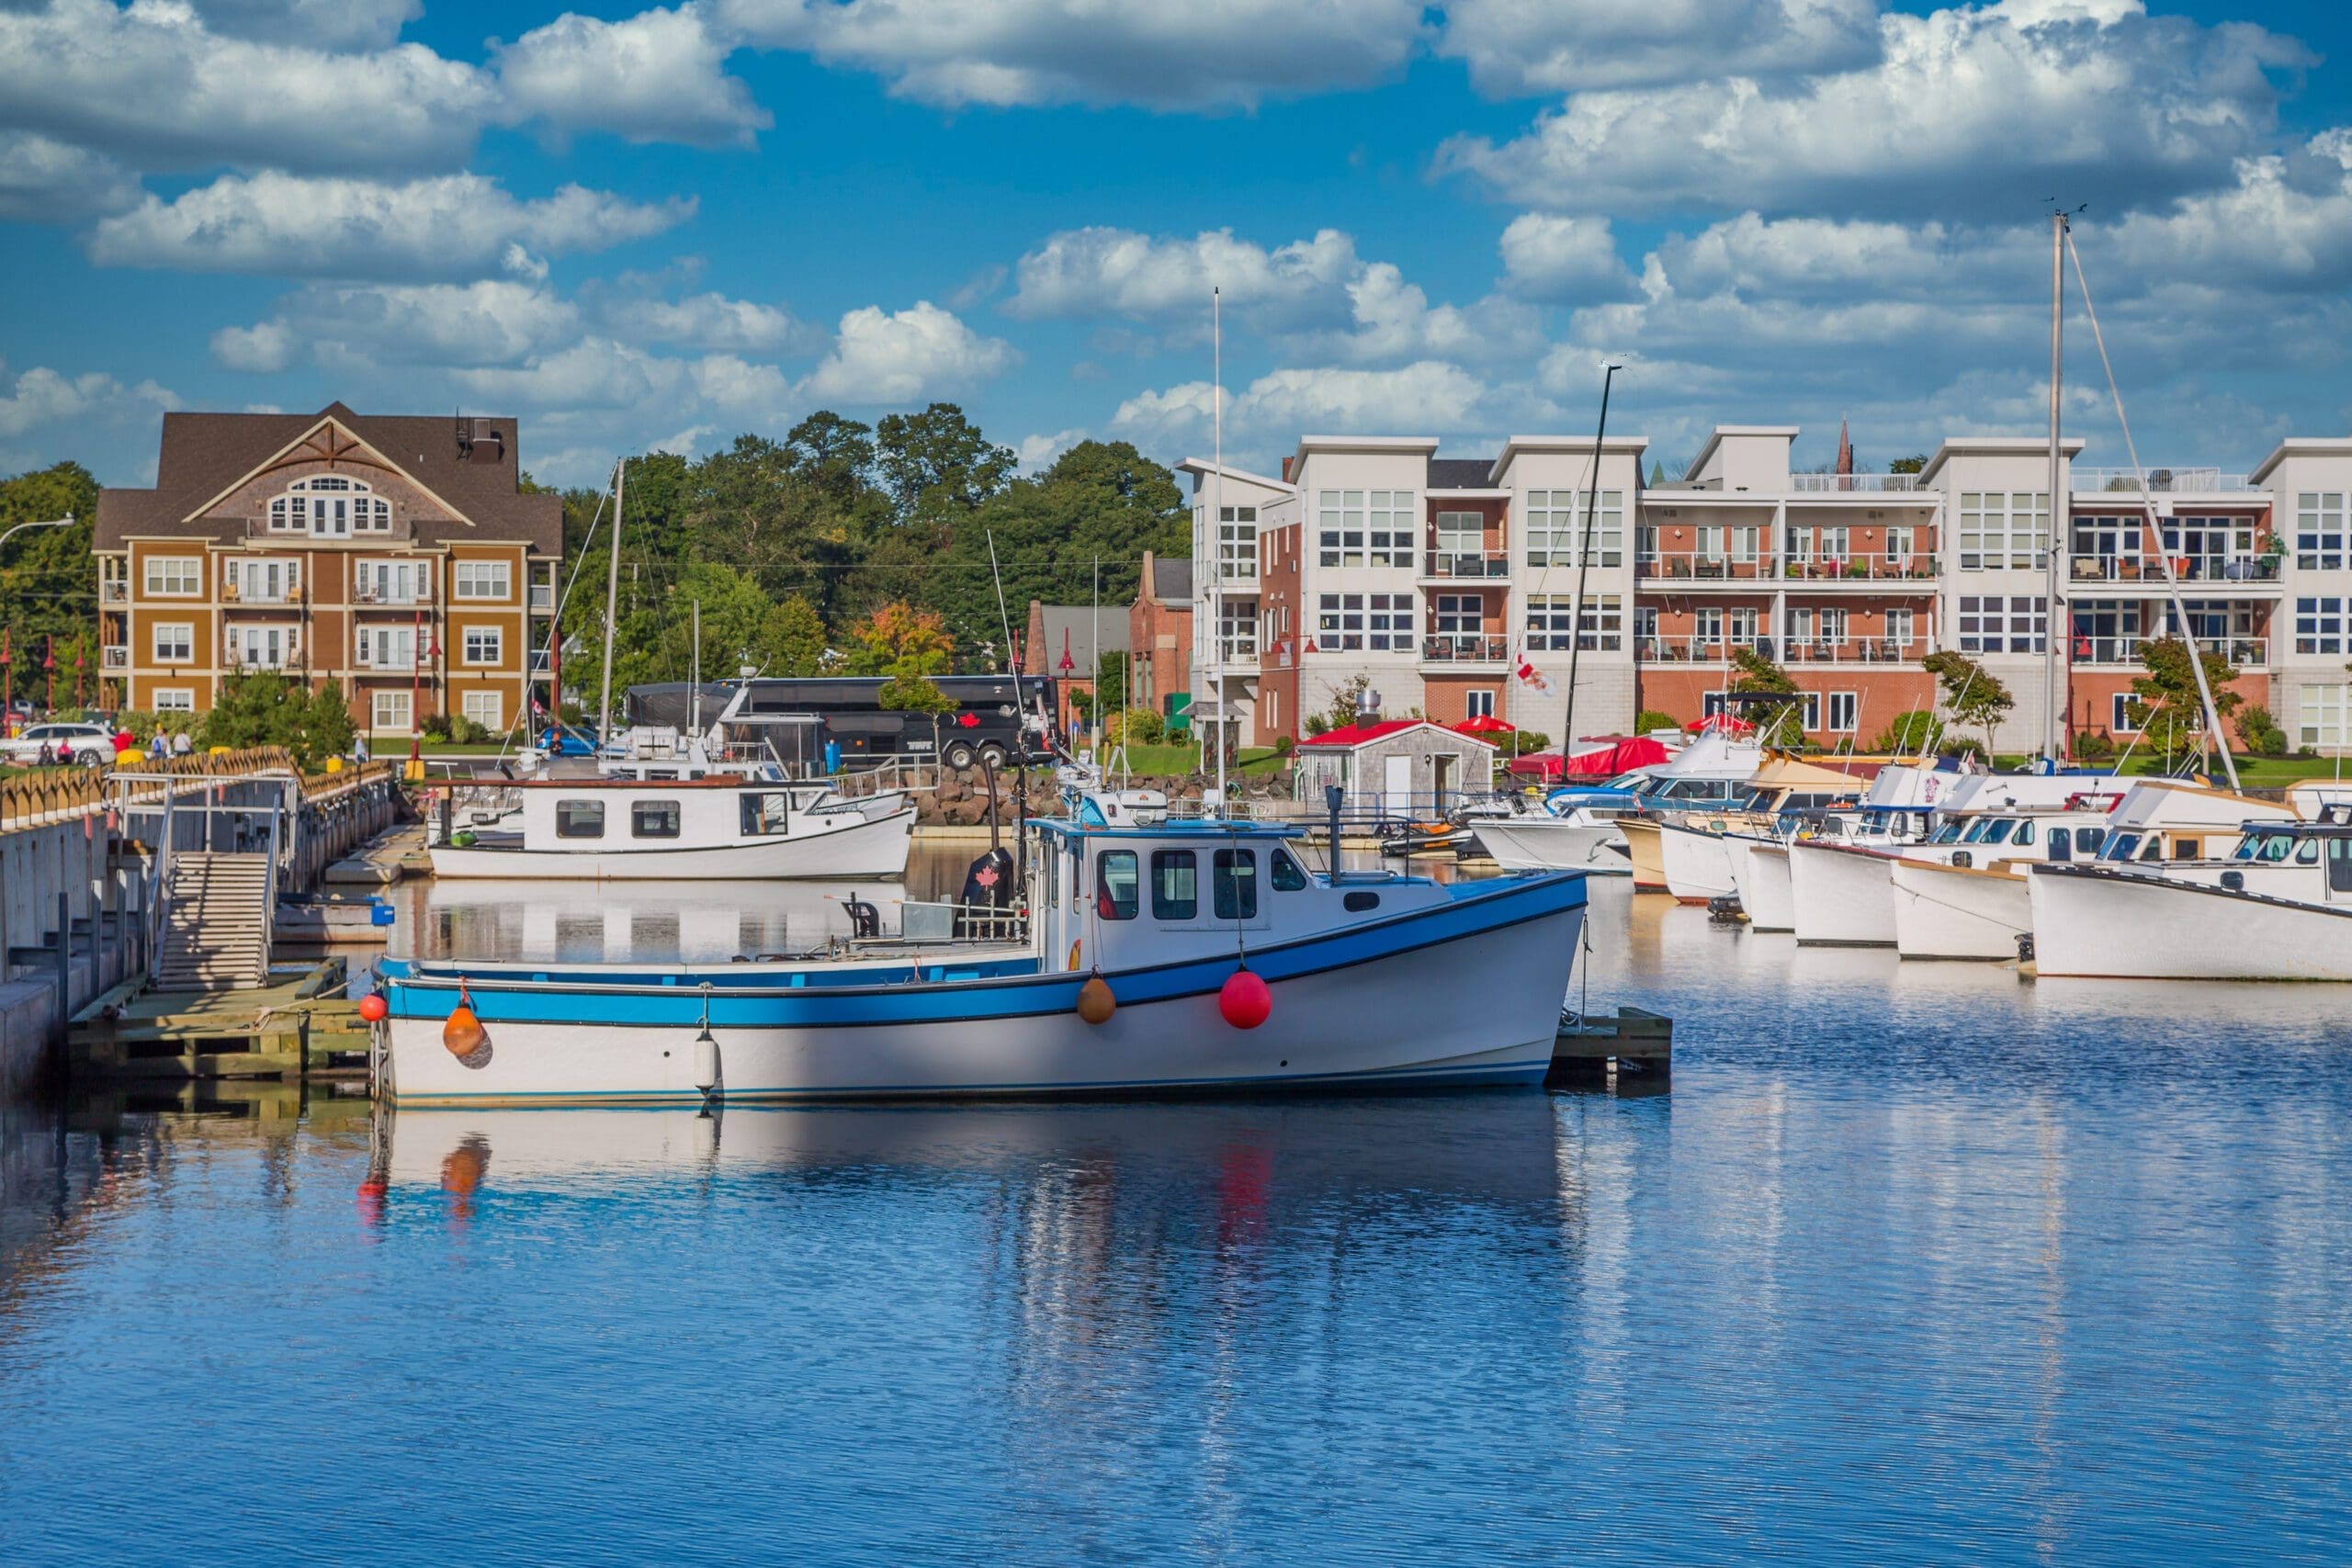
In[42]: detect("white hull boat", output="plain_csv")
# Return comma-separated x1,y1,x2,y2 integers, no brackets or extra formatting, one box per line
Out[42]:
2026,863,2352,981
1732,840,1796,931
1657,818,1741,904
1473,817,1631,874
430,797,913,881
1889,858,2030,961
381,804,1589,1103
1788,840,1897,946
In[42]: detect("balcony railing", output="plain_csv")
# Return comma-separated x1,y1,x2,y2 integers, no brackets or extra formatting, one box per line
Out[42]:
355,646,417,672
356,581,434,606
1421,634,1510,664
102,646,129,671
1791,473,1922,492
222,581,303,606
1634,553,1939,582
2066,554,2279,583
225,643,300,671
1636,553,1774,581
529,584,554,611
1217,638,1258,664
100,581,127,604
1422,549,1510,580
2074,635,2267,667
2075,468,2254,494
1638,636,1921,665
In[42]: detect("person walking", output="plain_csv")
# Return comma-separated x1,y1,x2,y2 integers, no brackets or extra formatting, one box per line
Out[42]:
172,729,192,758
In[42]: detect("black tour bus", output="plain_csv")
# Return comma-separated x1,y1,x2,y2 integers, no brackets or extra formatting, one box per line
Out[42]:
626,675,1057,771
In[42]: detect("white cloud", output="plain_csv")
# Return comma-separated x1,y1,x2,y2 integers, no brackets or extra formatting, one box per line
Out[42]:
798,300,1017,403
1437,0,1879,96
217,281,584,373
86,172,694,280
0,0,495,175
209,321,296,373
1498,214,1634,300
1438,1,2311,220
715,0,1425,109
495,5,771,147
1114,362,1496,448
1014,428,1084,470
191,0,424,51
590,289,820,355
0,358,179,478
0,131,140,222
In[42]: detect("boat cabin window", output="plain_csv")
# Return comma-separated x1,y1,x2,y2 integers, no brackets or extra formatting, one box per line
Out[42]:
1272,849,1308,892
1041,844,1058,906
2139,838,2164,862
1096,851,1139,920
645,769,680,781
741,792,791,836
2174,837,2200,861
2236,833,2289,862
2331,839,2352,894
555,800,605,839
1343,891,1380,913
2298,838,2322,865
1213,850,1259,919
1151,851,1198,920
632,801,682,840
1933,823,1964,844
2012,820,2037,847
2047,831,2070,862
2076,828,2105,854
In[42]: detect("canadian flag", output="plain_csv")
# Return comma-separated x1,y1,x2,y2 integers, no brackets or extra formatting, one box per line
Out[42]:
1514,648,1554,695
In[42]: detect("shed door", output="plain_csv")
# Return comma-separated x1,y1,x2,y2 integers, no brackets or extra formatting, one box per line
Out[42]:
1384,753,1413,817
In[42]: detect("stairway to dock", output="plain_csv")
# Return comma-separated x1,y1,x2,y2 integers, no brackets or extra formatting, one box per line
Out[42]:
158,852,275,990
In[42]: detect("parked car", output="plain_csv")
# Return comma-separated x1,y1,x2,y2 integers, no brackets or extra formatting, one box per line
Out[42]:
0,721,117,766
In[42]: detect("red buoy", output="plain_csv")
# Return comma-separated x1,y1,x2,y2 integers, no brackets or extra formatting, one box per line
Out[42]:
1218,968,1272,1030
358,993,389,1023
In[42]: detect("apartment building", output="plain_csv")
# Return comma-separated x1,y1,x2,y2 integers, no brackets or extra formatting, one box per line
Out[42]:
94,403,562,737
1180,423,2352,756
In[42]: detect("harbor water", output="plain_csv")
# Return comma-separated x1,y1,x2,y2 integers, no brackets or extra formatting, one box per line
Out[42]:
4,847,2349,1562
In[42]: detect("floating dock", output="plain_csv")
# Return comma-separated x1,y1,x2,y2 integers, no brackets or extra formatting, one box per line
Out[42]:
1547,1006,1672,1090
67,958,372,1087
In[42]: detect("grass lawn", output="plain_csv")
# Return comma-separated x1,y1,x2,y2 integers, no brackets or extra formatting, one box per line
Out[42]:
1986,752,2337,786
1100,742,1290,778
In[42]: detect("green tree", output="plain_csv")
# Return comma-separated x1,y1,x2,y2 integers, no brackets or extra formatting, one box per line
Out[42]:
200,671,307,753
2126,636,2242,770
1728,646,1804,745
0,461,101,709
875,402,1015,550
755,595,830,677
843,600,952,677
1889,454,1928,475
1920,650,2014,759
1870,709,1939,753
1323,672,1374,731
302,679,357,763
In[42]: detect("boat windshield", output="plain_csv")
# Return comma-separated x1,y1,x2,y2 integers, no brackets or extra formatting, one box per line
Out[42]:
1932,822,1964,843
1598,770,1651,791
2099,831,2143,862
2234,831,2296,863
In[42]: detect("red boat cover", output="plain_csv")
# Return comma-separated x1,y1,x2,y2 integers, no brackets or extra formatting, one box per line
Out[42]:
1507,735,1671,782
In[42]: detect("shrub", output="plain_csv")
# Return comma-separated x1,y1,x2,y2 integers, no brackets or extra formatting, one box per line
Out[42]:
1272,734,1295,757
420,713,452,745
1304,714,1329,737
1870,709,1938,753
1116,705,1166,747
2072,729,2117,761
1634,709,1680,736
2235,704,2287,756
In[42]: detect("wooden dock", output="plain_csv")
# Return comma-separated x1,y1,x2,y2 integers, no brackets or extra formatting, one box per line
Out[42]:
1548,1006,1672,1090
67,958,374,1086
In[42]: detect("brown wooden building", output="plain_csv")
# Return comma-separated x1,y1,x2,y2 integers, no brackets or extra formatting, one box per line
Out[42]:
95,404,562,737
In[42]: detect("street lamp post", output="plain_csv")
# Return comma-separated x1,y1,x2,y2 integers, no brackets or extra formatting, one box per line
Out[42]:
0,515,73,717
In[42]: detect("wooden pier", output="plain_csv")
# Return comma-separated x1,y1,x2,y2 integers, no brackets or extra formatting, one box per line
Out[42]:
1548,1006,1672,1091
67,958,373,1088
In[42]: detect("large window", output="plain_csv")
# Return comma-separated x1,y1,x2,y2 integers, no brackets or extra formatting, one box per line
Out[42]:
1317,491,1413,568
1150,850,1198,920
1957,595,2047,654
1885,608,1916,649
144,557,201,596
1957,492,2051,570
1217,600,1257,661
1527,490,1623,568
226,558,299,604
371,691,412,732
1317,592,1411,651
271,477,390,536
461,691,503,731
1464,690,1496,719
1526,593,1621,651
462,626,503,666
153,688,195,712
2297,492,2349,570
358,560,428,605
1217,506,1257,581
360,626,416,671
1434,510,1484,557
2299,684,2350,750
1826,692,1859,733
1430,592,1483,637
230,625,293,669
2297,597,2348,656
454,561,512,600
153,623,192,663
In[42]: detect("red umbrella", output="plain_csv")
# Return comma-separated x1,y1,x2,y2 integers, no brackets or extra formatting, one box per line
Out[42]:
1452,714,1515,735
1696,712,1756,734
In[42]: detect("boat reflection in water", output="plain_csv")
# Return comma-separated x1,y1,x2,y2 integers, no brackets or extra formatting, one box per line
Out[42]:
407,877,916,965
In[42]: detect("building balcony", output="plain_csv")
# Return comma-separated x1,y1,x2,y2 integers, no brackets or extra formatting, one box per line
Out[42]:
222,581,304,606
1216,638,1258,665
1638,636,1921,665
356,581,434,607
2074,468,2253,494
1790,473,1922,493
354,647,417,672
1782,555,1939,582
2066,555,2279,584
1634,553,1939,583
102,645,128,671
1782,637,1921,665
2075,635,2267,668
100,581,127,604
225,643,301,671
529,584,554,611
1421,634,1510,665
1636,554,1774,582
1422,549,1510,581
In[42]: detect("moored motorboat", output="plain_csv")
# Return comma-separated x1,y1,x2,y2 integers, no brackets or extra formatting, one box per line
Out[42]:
379,800,1589,1103
1889,857,2033,961
1732,840,1796,931
1787,839,1900,946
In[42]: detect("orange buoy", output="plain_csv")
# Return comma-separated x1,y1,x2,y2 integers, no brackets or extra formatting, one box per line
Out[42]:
358,993,389,1023
1218,967,1272,1030
442,1004,486,1057
1077,973,1117,1025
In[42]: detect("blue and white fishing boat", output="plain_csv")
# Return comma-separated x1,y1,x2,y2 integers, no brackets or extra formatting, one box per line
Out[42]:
375,793,1589,1104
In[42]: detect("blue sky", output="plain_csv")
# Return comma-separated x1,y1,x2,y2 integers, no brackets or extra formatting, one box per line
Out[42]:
3,0,2348,490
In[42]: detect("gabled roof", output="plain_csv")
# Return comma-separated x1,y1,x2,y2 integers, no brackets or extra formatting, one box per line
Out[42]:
96,402,562,553
1024,604,1133,676
1300,718,1498,750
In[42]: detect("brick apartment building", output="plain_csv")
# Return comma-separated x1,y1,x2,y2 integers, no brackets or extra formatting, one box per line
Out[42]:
94,404,562,737
1174,425,2352,756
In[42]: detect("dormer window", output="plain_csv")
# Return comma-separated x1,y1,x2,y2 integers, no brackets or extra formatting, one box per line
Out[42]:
271,477,392,536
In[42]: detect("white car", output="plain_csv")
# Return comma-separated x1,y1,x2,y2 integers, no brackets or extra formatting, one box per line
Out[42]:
0,722,117,765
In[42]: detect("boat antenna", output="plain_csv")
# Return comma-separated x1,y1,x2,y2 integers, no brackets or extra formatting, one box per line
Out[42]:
599,457,625,750
2063,223,2240,791
505,479,610,763
1561,363,1623,769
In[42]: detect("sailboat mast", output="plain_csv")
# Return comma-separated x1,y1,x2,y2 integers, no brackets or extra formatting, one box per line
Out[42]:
2046,211,2065,765
1212,285,1227,807
1562,364,1621,766
599,457,625,748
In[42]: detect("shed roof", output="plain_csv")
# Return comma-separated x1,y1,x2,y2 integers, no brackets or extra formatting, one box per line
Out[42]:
1300,718,1498,750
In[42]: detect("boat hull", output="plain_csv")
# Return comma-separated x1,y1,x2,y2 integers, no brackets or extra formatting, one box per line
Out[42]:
1789,840,1896,946
383,876,1589,1103
428,803,915,880
1614,817,1668,892
2027,867,2352,980
1657,819,1738,905
1728,838,1795,931
1890,858,2028,961
1472,818,1630,874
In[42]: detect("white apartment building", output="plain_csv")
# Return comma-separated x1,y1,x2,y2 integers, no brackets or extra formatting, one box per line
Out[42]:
1176,423,2352,756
